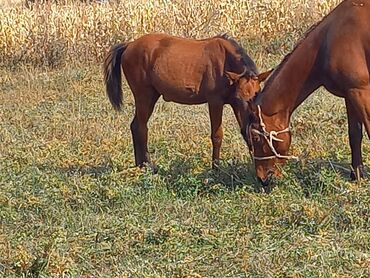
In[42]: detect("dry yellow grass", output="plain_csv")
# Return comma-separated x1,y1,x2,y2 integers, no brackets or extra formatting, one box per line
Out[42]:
0,0,341,67
0,0,23,7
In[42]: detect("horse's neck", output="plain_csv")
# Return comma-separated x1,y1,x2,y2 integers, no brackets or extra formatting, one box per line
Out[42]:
260,25,325,129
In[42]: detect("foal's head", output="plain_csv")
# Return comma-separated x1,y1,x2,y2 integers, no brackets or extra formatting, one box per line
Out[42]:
225,68,273,145
225,68,272,103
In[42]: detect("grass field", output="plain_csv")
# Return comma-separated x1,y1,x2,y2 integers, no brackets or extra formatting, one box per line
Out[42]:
0,0,369,277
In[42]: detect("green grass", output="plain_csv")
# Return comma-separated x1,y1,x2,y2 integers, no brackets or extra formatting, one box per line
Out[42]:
0,52,369,277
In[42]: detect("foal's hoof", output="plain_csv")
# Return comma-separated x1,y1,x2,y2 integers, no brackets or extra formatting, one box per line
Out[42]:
139,163,159,174
212,160,220,170
350,166,365,181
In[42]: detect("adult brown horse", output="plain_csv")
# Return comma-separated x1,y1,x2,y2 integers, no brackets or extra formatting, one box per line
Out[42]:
103,33,271,170
246,0,370,187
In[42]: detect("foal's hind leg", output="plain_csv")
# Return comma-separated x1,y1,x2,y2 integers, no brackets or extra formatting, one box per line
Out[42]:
346,87,370,179
345,98,365,180
208,102,224,169
130,87,160,169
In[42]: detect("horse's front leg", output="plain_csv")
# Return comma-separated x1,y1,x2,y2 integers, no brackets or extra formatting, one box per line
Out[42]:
345,98,364,180
208,102,224,169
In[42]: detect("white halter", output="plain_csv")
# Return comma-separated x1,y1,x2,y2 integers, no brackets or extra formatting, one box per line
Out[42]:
249,105,299,161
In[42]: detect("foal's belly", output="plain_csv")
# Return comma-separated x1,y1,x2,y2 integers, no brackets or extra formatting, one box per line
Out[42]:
150,51,211,105
152,75,208,104
160,87,207,105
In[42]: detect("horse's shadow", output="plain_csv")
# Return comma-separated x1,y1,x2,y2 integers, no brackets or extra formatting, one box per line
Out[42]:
157,157,260,197
158,156,369,198
278,158,369,196
40,157,261,197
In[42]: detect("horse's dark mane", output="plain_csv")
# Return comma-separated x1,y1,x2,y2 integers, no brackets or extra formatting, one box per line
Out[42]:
216,33,259,76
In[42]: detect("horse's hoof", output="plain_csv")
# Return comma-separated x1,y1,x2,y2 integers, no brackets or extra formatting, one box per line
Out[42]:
350,166,365,181
151,164,159,174
261,185,273,194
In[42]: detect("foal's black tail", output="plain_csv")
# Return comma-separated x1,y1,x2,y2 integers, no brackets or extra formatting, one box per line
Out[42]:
103,43,128,110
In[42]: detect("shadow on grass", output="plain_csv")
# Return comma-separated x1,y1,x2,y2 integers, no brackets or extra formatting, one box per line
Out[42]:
157,157,260,198
36,161,115,178
280,158,369,197
37,155,369,199
62,163,114,178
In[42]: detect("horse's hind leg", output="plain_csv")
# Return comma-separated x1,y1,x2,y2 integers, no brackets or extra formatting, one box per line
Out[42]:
208,102,224,169
346,87,370,179
130,86,160,169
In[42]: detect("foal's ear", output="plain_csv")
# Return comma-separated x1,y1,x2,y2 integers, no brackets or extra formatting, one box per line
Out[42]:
257,68,274,83
225,66,248,85
225,71,241,85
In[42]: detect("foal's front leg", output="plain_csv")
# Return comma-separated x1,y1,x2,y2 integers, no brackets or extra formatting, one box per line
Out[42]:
208,103,224,169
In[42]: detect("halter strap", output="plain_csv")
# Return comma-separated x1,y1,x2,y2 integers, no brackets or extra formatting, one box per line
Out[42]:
250,105,298,161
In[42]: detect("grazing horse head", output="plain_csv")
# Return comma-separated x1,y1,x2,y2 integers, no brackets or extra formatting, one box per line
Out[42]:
246,101,294,186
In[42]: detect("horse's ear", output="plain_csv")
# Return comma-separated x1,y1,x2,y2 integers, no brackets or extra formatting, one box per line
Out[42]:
225,71,240,85
257,68,274,83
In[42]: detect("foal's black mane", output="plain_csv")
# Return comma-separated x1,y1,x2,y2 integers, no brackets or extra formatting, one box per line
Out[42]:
216,33,259,76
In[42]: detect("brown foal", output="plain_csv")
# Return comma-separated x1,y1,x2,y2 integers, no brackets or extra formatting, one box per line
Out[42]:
246,0,370,186
103,33,271,169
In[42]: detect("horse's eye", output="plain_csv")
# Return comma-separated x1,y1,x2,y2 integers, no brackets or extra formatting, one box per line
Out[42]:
252,134,260,142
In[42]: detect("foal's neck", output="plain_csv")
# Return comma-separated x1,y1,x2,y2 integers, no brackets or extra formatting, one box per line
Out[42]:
259,24,326,130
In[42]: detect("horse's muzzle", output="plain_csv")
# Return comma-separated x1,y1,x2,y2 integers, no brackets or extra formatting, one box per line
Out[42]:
258,174,273,187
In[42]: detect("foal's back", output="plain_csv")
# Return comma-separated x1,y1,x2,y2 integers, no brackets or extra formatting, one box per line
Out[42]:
121,33,246,104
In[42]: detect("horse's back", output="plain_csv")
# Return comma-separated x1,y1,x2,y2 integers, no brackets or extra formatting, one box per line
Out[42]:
322,0,370,91
326,0,370,53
